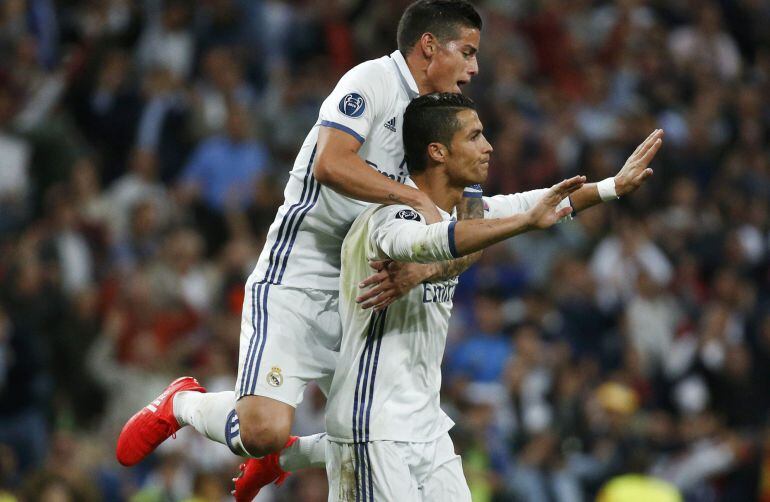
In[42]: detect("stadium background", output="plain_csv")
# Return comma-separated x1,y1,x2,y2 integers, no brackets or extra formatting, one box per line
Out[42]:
0,0,769,500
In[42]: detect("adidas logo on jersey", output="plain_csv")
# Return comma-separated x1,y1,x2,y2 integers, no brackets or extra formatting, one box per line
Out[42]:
384,117,396,132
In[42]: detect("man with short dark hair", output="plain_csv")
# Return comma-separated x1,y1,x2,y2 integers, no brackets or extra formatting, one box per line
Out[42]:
397,0,482,58
323,92,662,500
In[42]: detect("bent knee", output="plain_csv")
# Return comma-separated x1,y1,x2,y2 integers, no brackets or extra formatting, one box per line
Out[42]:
236,397,293,456
239,423,289,456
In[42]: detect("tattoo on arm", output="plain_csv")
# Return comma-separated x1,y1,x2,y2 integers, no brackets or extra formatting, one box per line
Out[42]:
457,196,484,219
433,252,482,280
430,195,485,281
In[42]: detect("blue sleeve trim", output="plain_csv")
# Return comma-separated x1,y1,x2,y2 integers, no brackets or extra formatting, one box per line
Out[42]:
320,120,365,144
448,220,459,258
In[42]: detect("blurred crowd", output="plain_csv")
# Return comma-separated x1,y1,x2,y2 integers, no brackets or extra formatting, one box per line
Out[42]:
1,0,770,500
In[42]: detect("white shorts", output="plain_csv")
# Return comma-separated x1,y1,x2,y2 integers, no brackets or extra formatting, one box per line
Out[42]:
326,433,471,502
235,282,341,407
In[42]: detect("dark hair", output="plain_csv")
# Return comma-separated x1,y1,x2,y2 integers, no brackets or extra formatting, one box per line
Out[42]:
403,92,476,174
397,1,482,55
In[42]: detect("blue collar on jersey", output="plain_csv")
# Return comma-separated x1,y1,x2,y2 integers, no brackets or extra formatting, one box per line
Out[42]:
389,50,419,99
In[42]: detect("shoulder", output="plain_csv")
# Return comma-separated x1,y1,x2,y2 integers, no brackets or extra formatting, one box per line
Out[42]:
346,55,394,79
323,56,398,123
336,56,396,95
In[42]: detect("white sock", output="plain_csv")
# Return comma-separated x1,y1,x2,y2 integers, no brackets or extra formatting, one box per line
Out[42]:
279,433,328,471
173,390,232,445
173,390,255,457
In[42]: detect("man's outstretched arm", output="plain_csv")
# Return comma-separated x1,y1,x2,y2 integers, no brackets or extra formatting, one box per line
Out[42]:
454,130,663,254
373,176,586,265
482,129,664,219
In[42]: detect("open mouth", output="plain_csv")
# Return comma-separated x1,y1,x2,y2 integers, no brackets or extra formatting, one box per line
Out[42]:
457,80,469,88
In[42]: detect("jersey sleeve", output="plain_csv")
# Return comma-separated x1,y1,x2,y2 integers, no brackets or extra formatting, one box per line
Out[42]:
483,189,573,221
368,206,458,263
317,63,384,144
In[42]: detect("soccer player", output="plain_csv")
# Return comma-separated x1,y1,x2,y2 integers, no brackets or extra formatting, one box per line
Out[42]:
322,93,662,500
116,0,486,493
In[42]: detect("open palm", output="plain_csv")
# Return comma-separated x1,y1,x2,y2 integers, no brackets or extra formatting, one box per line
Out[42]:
615,129,664,196
528,175,586,229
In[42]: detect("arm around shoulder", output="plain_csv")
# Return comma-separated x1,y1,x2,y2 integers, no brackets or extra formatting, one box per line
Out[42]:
315,127,440,221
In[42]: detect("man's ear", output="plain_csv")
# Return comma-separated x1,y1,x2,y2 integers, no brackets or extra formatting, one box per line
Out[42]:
419,33,437,59
427,142,447,164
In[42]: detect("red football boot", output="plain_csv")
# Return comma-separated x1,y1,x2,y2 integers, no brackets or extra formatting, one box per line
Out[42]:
232,436,298,501
116,376,206,466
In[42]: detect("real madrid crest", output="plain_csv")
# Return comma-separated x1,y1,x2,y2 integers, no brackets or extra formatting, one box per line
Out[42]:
267,367,283,387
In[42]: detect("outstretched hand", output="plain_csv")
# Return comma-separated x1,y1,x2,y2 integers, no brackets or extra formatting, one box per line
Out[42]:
615,129,664,196
527,175,586,229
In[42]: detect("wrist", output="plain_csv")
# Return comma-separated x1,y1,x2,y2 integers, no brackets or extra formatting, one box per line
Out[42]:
599,177,620,201
521,211,537,232
423,262,441,282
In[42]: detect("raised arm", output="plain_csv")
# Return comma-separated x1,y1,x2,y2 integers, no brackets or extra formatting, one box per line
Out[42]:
452,176,585,255
482,129,664,220
372,176,585,264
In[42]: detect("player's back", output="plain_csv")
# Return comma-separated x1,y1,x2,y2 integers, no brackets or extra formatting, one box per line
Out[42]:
325,204,457,444
251,50,419,291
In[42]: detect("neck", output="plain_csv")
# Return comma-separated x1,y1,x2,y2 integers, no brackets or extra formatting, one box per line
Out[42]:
404,49,434,95
410,168,463,215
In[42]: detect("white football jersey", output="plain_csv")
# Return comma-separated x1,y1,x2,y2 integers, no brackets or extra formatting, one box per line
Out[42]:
325,203,458,444
325,189,572,443
251,50,419,290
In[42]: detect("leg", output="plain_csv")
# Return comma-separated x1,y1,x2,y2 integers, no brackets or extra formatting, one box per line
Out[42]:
174,389,236,445
116,284,339,468
227,282,330,457
232,285,342,499
231,284,338,456
174,282,303,458
173,389,325,460
152,387,293,457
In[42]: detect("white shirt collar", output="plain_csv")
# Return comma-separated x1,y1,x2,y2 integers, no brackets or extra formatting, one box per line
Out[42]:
390,50,420,99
